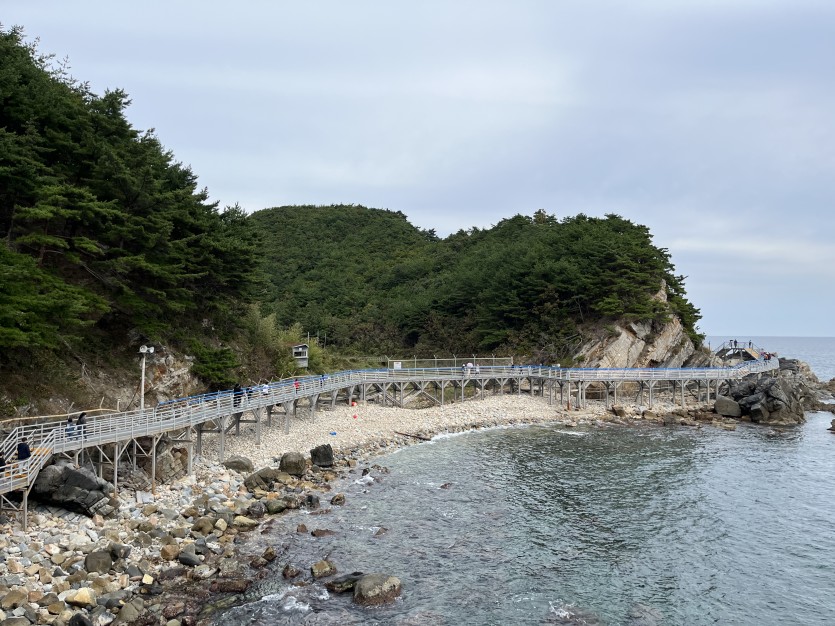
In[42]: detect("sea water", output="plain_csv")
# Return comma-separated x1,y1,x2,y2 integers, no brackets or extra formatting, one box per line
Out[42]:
213,338,835,625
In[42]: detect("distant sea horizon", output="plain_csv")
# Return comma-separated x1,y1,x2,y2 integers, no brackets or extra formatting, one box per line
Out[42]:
707,335,835,382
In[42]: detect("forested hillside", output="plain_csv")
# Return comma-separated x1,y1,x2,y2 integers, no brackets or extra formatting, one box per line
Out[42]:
252,206,702,361
0,26,702,414
0,26,261,365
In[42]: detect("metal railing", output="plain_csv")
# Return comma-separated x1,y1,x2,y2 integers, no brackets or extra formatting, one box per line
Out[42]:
0,357,779,496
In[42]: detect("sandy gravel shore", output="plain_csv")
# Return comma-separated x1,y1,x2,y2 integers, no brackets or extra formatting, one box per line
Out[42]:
199,395,615,467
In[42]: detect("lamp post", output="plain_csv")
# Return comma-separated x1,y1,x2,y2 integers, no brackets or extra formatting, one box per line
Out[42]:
139,345,154,412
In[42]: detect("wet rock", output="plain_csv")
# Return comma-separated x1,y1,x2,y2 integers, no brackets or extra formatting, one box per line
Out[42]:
311,529,336,537
296,524,308,534
223,455,254,473
279,452,307,477
310,559,337,579
310,444,334,468
325,571,365,593
330,493,345,505
282,564,301,579
304,494,320,509
247,501,266,519
262,546,278,562
353,573,402,606
211,579,251,593
265,499,287,515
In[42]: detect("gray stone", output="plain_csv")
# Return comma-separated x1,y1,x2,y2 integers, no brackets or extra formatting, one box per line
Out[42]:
223,456,254,474
177,551,202,567
84,550,112,574
714,395,742,417
325,571,365,593
243,467,286,492
279,452,306,477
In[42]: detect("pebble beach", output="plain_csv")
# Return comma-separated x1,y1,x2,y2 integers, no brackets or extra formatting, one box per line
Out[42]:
0,394,707,626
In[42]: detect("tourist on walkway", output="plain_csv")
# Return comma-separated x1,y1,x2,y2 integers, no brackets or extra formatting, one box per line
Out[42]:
17,437,31,461
0,451,5,472
65,417,76,440
233,383,243,407
294,379,300,393
76,412,87,439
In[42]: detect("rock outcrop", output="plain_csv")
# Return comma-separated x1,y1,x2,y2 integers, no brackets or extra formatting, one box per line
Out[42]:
31,463,117,517
574,285,702,368
724,359,817,425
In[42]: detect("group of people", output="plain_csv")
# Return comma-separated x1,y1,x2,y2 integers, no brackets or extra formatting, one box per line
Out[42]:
462,363,481,376
64,412,87,440
0,412,89,475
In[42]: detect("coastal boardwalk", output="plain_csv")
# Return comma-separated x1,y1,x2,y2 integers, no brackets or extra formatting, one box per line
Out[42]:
1,351,778,527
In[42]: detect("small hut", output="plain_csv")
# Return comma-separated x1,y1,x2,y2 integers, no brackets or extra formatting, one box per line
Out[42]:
292,343,309,368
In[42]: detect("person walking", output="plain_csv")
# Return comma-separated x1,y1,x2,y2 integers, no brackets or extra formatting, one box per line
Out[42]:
17,437,31,461
233,383,243,407
65,416,76,440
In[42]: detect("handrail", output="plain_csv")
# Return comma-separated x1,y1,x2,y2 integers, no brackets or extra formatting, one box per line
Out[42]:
0,357,779,496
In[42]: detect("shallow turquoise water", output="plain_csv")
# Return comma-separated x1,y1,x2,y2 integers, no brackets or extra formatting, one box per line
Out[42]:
214,411,835,625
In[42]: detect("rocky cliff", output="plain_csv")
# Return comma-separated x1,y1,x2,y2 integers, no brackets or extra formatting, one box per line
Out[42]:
576,316,703,369
574,283,707,369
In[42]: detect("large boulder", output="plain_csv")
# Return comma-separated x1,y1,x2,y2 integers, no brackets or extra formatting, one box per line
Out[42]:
31,464,116,518
714,395,741,418
279,452,306,477
353,573,402,606
310,444,334,468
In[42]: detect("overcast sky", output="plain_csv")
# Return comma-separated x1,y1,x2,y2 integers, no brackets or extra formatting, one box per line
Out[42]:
5,1,834,337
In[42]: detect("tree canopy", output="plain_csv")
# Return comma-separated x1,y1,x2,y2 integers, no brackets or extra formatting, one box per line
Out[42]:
251,206,702,360
0,26,261,361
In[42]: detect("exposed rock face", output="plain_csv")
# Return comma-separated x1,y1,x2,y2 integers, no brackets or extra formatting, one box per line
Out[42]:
575,288,699,369
140,440,189,483
31,464,116,517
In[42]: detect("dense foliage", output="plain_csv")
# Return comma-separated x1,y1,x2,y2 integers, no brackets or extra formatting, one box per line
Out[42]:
252,206,703,360
0,27,261,362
